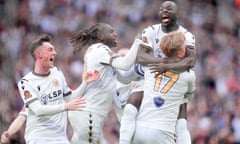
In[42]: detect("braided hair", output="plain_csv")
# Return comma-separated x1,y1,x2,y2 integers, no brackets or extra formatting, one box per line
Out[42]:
71,23,106,54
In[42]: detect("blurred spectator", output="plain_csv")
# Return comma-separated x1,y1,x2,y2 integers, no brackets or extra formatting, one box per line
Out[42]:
0,0,240,143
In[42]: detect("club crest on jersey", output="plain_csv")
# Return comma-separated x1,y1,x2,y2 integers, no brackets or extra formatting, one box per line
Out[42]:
142,36,148,44
154,97,164,107
52,79,59,87
24,91,32,100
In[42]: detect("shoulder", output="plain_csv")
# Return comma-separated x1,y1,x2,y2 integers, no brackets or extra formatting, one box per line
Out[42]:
143,24,161,33
89,43,109,49
179,25,195,38
50,66,63,73
178,26,196,46
184,32,195,47
18,72,34,85
88,43,112,56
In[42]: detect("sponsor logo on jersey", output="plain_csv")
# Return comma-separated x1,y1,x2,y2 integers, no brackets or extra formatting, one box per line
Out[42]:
40,90,63,104
24,91,32,100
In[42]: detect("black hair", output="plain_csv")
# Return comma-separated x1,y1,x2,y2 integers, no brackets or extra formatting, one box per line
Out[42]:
71,23,107,54
29,34,52,60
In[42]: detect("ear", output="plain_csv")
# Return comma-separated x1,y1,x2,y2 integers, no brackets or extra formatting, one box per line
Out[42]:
35,50,42,59
176,50,182,58
177,48,185,58
98,34,104,41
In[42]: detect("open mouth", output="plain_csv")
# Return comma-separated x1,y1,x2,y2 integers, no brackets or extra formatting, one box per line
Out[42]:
161,15,170,24
113,39,118,46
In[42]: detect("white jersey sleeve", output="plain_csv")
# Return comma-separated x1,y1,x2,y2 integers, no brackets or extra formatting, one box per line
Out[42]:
18,79,38,106
184,31,196,48
81,43,116,118
94,44,114,66
183,70,196,103
100,39,142,71
141,25,156,50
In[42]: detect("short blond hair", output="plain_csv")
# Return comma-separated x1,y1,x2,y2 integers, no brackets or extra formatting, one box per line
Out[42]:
160,31,185,57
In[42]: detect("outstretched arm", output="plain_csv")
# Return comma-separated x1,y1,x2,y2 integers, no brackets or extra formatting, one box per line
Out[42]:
65,70,100,102
110,39,142,71
1,115,26,144
136,44,166,65
28,97,86,116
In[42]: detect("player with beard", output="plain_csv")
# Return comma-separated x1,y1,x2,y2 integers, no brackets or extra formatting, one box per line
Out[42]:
69,23,145,144
132,31,196,144
119,1,196,144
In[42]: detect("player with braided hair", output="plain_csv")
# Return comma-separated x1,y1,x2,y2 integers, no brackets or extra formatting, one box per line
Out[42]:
68,23,145,144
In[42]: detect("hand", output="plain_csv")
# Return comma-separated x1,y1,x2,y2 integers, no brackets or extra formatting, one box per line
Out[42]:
1,131,9,144
65,97,86,111
148,63,170,75
85,70,100,84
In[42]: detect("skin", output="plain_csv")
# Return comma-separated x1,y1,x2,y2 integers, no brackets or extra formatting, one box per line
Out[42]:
136,1,196,117
137,1,196,73
99,24,118,48
34,42,56,75
1,115,26,144
0,71,99,144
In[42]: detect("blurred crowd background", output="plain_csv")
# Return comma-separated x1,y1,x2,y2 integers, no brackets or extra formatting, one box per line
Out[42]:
0,0,240,143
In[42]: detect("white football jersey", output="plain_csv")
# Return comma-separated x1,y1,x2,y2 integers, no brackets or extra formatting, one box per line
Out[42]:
137,69,196,133
137,24,196,133
142,24,196,58
77,43,116,118
18,67,71,141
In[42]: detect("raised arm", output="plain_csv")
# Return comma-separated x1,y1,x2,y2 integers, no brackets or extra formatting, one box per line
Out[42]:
64,70,100,102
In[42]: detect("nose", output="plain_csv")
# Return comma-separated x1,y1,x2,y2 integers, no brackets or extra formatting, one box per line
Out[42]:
53,49,57,55
114,32,117,37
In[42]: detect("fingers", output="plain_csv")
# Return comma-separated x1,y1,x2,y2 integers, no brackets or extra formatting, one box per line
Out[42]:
1,131,9,144
85,70,100,84
93,70,100,80
65,97,86,111
74,97,86,104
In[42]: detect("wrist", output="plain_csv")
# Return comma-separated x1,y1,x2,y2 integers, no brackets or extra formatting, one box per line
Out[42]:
63,103,67,111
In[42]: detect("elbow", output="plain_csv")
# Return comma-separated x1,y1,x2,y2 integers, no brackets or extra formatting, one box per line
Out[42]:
137,55,147,65
116,63,132,71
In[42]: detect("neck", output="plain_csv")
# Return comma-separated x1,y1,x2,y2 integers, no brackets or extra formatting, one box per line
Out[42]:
162,23,179,33
33,62,50,75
